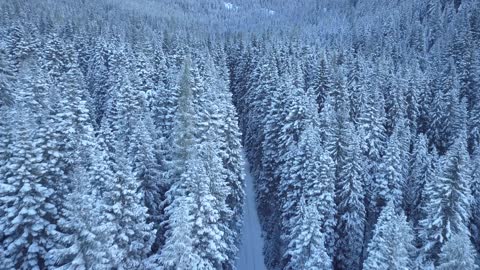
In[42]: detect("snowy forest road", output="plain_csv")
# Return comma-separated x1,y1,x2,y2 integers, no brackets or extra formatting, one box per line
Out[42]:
236,159,267,270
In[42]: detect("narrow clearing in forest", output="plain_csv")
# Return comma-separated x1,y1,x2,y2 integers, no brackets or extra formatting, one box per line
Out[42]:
236,158,267,270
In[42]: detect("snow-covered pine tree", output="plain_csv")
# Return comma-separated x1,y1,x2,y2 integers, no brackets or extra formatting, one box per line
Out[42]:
100,47,130,152
437,231,478,270
112,55,162,226
166,57,198,181
405,134,431,226
147,45,178,252
86,40,110,125
55,53,94,168
243,51,279,175
343,52,363,124
278,68,324,265
284,196,332,270
197,52,244,266
132,49,155,109
428,60,465,153
318,95,337,153
335,124,366,270
100,75,159,267
358,84,386,167
46,166,116,270
308,53,334,112
363,201,414,270
330,101,353,186
316,150,337,257
444,84,468,151
427,73,448,152
187,55,235,264
357,82,387,245
160,141,231,270
4,25,24,74
0,46,14,107
470,146,480,251
259,62,289,268
218,82,244,265
160,58,231,269
280,124,336,266
382,64,407,136
41,33,68,83
119,72,149,155
157,165,200,269
404,66,421,136
0,71,57,270
5,24,39,74
469,94,480,152
377,131,405,209
191,142,231,269
46,52,118,268
156,58,198,255
420,136,473,262
151,45,177,139
129,115,163,234
103,151,156,269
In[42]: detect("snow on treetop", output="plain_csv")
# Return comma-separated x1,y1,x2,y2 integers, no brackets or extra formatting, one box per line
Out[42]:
223,2,239,11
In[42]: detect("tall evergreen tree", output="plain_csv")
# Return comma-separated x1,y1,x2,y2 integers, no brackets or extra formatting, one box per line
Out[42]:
470,146,480,250
0,73,57,270
156,58,198,255
258,60,288,268
405,134,431,225
420,137,473,261
104,153,156,269
86,41,110,125
363,202,414,270
0,47,14,107
308,54,334,111
284,196,332,270
437,231,478,270
46,166,116,270
191,143,232,269
280,125,336,264
157,168,201,269
377,131,405,209
335,127,366,270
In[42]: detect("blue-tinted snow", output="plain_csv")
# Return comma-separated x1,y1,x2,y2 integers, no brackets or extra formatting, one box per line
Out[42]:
237,159,267,270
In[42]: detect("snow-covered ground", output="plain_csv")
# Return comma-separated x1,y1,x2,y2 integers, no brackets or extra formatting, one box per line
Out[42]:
236,160,267,270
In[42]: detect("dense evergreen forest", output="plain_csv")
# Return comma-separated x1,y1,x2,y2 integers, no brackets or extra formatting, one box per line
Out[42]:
1,0,480,269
